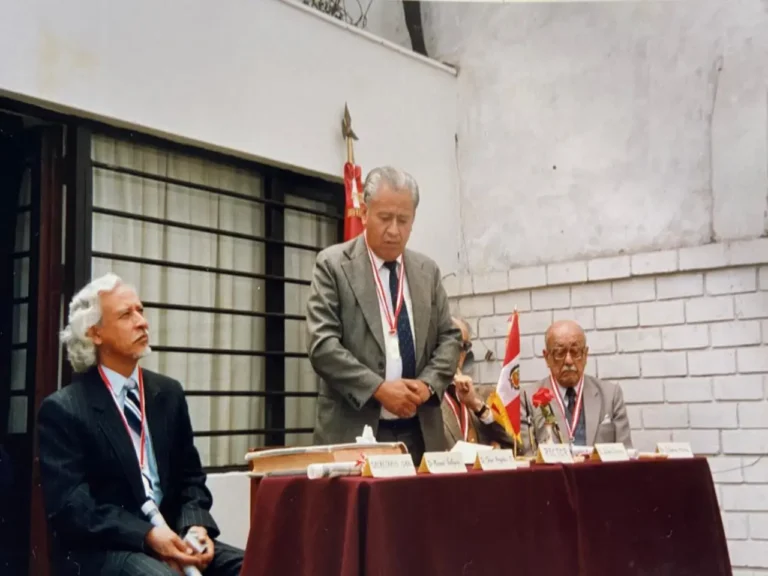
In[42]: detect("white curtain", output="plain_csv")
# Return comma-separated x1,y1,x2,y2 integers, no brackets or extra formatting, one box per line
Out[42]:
283,197,337,446
8,169,31,434
91,135,265,467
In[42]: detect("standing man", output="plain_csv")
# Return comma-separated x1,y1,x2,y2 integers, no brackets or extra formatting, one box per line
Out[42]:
37,274,244,576
519,319,632,455
306,166,460,464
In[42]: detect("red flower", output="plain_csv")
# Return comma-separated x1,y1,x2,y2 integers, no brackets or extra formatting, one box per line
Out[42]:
532,387,555,408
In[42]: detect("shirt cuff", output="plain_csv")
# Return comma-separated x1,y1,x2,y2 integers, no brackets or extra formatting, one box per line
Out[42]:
478,405,495,425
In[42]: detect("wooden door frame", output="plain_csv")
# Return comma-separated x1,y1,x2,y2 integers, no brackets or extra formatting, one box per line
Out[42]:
27,124,66,576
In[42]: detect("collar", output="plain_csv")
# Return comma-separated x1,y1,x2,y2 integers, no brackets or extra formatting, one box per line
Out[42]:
100,364,140,397
554,378,581,399
364,232,403,270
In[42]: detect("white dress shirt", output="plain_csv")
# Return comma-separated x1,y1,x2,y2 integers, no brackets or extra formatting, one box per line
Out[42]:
101,365,163,504
366,244,415,420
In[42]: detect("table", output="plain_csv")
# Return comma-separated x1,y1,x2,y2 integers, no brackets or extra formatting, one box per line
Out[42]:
240,458,730,576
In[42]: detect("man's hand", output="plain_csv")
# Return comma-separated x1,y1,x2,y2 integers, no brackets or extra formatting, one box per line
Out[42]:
144,525,201,569
454,374,483,412
188,526,215,570
403,379,432,404
373,380,421,418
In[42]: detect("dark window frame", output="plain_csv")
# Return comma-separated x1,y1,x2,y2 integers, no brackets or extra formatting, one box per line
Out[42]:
47,111,345,470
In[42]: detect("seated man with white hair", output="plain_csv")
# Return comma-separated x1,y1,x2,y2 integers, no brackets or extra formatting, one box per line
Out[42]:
37,274,244,576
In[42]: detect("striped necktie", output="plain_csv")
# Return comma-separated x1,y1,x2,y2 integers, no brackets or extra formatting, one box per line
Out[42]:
123,379,153,500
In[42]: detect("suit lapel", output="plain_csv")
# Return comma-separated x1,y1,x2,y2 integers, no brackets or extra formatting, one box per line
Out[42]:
143,371,170,495
441,391,462,446
404,251,431,367
86,368,146,504
341,236,385,354
583,376,602,446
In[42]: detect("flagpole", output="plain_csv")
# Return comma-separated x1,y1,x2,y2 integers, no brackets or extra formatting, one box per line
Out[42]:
341,104,364,241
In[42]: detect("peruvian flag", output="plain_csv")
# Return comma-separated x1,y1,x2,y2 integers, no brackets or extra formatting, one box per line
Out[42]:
343,162,364,241
488,311,521,439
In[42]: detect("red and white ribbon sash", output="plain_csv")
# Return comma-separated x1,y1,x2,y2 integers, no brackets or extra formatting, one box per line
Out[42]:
550,374,584,442
444,392,469,442
99,365,147,469
365,239,405,335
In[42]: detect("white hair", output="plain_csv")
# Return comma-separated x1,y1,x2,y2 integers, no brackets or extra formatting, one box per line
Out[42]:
362,166,420,209
60,273,124,372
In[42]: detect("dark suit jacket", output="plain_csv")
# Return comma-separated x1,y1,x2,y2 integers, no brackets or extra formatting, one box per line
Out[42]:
37,367,218,575
306,235,461,452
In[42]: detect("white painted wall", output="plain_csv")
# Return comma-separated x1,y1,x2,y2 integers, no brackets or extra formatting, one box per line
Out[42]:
206,472,251,550
0,0,461,273
370,0,768,273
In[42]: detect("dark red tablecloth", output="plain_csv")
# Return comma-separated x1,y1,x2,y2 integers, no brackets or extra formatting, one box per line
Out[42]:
240,459,730,576
562,458,730,576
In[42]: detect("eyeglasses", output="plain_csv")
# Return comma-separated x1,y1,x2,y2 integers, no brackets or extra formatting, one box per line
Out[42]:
460,340,472,353
550,347,586,361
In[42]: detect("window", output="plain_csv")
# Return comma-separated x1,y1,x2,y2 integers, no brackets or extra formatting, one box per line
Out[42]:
88,133,342,468
9,164,31,435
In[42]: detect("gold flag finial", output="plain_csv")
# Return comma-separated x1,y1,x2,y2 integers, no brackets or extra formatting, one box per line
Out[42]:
342,103,358,165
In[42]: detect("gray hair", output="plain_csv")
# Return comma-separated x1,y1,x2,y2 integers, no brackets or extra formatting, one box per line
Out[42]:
362,166,420,209
60,273,124,372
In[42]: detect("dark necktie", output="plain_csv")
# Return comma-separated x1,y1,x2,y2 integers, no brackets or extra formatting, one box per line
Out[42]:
565,387,587,446
124,379,154,500
383,261,416,379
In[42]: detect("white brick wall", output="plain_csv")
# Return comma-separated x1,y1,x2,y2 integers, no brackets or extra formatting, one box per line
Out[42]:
447,240,768,571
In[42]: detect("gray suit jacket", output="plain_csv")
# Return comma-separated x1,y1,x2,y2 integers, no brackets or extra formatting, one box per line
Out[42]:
518,375,632,456
306,235,461,452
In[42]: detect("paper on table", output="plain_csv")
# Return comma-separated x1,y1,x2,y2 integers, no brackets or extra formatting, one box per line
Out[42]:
356,425,377,444
450,440,492,465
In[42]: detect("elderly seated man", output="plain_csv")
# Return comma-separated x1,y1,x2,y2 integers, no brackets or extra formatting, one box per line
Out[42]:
519,319,632,455
441,317,515,450
37,274,244,576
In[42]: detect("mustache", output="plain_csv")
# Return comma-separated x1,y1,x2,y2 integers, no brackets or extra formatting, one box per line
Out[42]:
561,366,578,372
133,330,149,343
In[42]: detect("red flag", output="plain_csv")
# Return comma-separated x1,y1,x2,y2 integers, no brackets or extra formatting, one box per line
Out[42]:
343,162,364,241
488,311,521,439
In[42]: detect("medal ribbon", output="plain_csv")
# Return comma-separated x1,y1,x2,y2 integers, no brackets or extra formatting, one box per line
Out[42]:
550,374,584,442
98,365,147,469
444,391,469,442
365,239,405,335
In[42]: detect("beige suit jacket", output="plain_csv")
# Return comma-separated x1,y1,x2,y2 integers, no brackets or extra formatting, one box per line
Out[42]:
518,375,632,456
441,385,515,450
306,235,461,452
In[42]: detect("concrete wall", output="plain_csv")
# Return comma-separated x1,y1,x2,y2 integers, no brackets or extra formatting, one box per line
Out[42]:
370,0,768,273
448,238,768,572
0,0,461,274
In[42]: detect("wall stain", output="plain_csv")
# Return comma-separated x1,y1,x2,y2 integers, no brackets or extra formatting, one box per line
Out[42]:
37,25,99,95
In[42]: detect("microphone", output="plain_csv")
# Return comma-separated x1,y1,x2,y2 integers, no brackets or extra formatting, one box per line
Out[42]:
141,500,204,576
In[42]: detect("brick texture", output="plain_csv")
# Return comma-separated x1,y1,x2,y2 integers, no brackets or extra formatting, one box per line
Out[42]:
448,253,768,571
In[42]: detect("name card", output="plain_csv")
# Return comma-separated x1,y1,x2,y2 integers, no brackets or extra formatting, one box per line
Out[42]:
536,443,574,464
361,454,417,478
591,443,630,462
418,452,468,475
473,449,517,471
656,442,694,459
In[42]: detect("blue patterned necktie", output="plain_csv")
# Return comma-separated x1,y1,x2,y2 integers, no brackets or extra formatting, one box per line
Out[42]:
383,261,416,379
123,379,154,500
565,387,587,446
